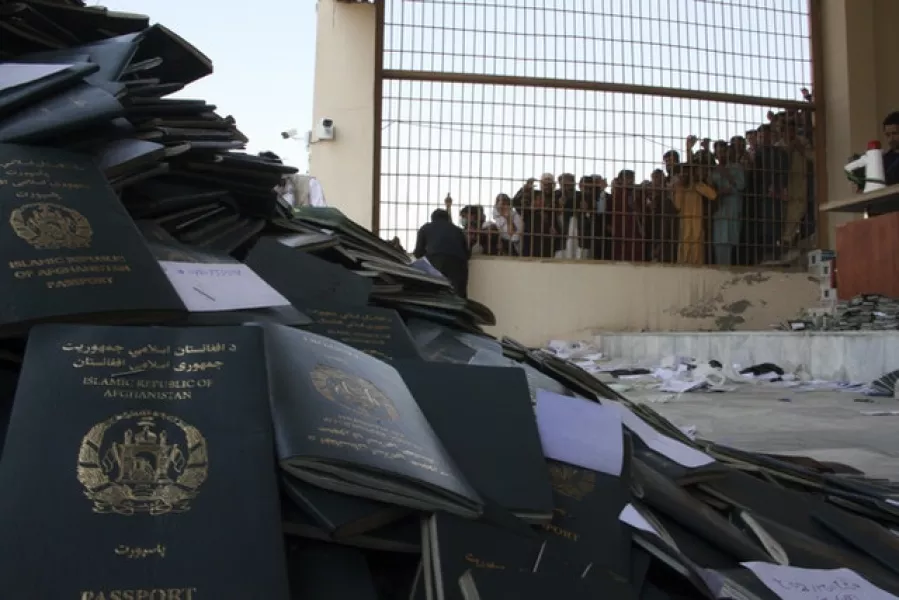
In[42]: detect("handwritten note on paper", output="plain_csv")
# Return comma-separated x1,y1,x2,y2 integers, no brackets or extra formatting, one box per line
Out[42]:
534,389,623,476
159,261,291,312
741,562,899,600
603,401,714,469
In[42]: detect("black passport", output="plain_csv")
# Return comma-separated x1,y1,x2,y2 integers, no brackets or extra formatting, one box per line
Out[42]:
300,304,423,362
458,568,636,600
0,143,184,336
0,324,289,599
394,362,553,523
280,491,420,554
285,538,378,599
264,325,482,518
281,473,408,539
0,364,17,457
540,459,633,580
421,512,544,600
245,236,373,308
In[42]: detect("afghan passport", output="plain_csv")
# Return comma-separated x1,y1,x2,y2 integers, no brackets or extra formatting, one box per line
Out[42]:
264,325,483,519
0,143,184,336
0,324,289,599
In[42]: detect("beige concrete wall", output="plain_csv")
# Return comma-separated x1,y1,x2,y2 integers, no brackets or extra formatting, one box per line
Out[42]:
308,0,376,230
470,258,818,346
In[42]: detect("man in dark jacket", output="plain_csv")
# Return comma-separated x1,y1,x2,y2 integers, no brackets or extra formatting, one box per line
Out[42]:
413,208,471,298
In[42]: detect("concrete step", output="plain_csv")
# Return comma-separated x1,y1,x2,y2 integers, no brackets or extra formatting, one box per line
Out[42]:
595,331,899,383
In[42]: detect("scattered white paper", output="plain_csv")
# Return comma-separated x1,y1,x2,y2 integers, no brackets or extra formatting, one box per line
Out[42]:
741,562,899,600
159,260,291,313
619,504,660,537
604,401,715,468
545,340,601,360
573,359,601,373
659,379,705,393
535,390,624,476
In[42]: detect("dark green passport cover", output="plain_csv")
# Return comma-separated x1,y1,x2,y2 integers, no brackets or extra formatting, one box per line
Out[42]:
0,143,184,335
0,323,289,599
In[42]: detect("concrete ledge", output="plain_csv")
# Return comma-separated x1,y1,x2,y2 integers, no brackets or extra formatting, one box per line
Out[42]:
595,331,899,383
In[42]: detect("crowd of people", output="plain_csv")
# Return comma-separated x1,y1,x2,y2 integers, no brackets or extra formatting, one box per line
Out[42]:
436,103,816,267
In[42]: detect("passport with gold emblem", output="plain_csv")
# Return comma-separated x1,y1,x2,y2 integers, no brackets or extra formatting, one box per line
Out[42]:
0,323,289,599
538,459,633,581
0,143,185,337
419,512,544,600
263,325,483,519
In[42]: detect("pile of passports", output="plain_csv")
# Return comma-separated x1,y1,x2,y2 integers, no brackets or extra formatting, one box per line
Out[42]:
3,1,899,599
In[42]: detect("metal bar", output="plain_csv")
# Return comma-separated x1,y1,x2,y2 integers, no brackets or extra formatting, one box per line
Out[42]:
382,69,816,112
371,0,386,235
809,0,829,246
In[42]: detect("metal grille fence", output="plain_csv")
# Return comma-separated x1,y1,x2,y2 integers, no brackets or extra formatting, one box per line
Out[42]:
377,0,818,268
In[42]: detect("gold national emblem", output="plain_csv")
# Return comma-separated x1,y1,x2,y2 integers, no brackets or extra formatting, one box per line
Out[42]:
76,410,208,516
9,202,93,250
311,364,400,421
548,462,596,501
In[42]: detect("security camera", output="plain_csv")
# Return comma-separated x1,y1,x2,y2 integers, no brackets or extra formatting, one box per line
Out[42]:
316,118,336,141
280,128,299,140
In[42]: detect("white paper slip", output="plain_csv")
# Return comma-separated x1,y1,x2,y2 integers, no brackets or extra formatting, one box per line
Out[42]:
887,499,899,508
0,63,70,93
534,389,624,476
604,401,715,468
619,504,660,537
159,261,291,313
410,257,446,279
741,562,899,600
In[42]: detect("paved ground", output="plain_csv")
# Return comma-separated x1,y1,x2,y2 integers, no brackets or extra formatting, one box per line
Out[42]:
624,386,899,481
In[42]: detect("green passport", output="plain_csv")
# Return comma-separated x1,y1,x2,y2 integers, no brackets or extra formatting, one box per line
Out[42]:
0,143,185,336
0,323,289,599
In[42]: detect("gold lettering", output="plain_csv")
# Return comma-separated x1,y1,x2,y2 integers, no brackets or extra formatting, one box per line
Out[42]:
8,255,132,289
80,588,197,600
68,342,232,392
114,544,166,559
540,522,580,542
45,276,113,288
307,309,394,352
63,343,125,355
173,361,223,373
464,553,506,570
311,413,451,476
36,264,130,277
103,389,192,401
